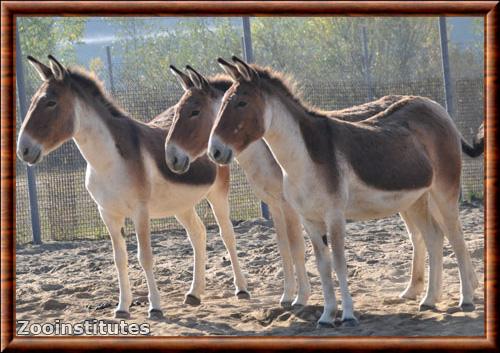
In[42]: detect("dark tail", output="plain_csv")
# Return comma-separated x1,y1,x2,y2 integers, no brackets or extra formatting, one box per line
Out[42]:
461,122,484,158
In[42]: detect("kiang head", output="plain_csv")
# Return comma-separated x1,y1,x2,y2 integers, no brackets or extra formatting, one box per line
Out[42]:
17,55,78,165
165,65,225,174
208,56,267,165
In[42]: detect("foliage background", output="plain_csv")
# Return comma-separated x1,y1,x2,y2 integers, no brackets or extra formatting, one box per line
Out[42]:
16,17,484,243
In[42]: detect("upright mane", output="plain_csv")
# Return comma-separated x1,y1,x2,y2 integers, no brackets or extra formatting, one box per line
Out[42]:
250,64,325,117
67,67,128,119
207,73,233,92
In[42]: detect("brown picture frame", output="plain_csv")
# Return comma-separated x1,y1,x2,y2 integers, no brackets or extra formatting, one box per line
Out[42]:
1,1,497,352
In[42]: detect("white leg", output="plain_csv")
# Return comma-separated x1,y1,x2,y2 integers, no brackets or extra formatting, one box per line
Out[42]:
132,208,163,319
399,211,426,300
207,192,249,298
283,202,310,307
98,208,132,318
302,219,337,327
430,192,478,310
175,208,207,305
268,202,296,306
405,195,444,309
327,214,357,325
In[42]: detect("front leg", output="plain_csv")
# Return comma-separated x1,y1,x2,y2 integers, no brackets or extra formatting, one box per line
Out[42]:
302,219,337,327
132,207,163,319
98,208,132,319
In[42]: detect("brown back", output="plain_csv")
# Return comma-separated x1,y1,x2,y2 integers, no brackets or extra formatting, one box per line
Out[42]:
214,59,439,192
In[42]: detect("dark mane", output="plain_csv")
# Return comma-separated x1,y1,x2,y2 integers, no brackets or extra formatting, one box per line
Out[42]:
65,66,215,185
250,64,325,117
66,66,128,119
207,74,233,92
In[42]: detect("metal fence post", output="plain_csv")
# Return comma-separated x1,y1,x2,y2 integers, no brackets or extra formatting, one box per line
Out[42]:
438,17,462,199
360,22,374,101
106,46,116,95
438,17,455,117
16,27,42,244
241,16,270,220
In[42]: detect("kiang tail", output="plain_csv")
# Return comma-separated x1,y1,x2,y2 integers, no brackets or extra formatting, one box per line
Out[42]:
461,122,484,158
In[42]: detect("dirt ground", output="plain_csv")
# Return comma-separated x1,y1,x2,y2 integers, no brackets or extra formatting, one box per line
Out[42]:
16,201,484,336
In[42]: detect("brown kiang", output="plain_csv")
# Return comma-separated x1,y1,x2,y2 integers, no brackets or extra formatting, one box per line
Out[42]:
17,55,250,320
209,56,483,327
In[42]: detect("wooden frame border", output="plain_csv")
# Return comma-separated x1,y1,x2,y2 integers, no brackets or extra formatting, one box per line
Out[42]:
1,1,497,352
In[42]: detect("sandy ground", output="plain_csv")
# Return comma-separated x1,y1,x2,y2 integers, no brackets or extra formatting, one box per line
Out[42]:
16,201,484,336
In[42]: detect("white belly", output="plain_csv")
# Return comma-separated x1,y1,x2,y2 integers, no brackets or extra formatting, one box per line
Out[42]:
144,153,211,218
345,174,429,220
147,179,209,218
86,156,212,220
282,169,429,223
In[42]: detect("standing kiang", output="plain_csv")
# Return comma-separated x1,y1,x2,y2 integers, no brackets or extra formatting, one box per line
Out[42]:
163,64,431,310
16,55,251,320
208,56,483,327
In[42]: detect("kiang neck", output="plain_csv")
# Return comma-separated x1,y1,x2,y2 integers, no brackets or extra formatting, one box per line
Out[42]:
72,98,120,172
262,94,315,181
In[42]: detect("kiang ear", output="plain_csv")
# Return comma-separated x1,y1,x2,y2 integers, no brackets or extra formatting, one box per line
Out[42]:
27,56,53,81
231,56,258,82
47,55,67,81
217,57,241,82
170,65,194,91
185,65,209,91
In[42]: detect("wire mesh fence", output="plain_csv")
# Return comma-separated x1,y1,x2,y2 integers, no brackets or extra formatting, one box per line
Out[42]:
15,77,483,244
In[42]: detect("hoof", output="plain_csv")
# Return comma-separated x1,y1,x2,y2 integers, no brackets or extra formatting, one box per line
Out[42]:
342,318,359,327
419,304,436,312
236,290,251,300
184,294,201,306
148,309,164,320
460,303,475,312
280,301,293,309
291,303,305,311
115,310,130,319
400,291,417,301
316,321,335,329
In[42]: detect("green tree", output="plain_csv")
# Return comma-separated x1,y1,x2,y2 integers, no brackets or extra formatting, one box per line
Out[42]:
110,17,242,89
252,17,444,85
18,17,86,89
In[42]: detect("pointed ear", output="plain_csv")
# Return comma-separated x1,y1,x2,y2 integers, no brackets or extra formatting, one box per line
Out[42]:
47,55,66,80
185,65,209,91
232,56,257,82
27,56,52,81
217,58,241,81
170,65,194,91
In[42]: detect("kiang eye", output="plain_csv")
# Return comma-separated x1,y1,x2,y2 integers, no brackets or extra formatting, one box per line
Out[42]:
237,101,247,108
46,101,57,108
191,110,200,117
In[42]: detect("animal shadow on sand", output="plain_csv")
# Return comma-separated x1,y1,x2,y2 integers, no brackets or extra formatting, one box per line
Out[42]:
137,302,484,336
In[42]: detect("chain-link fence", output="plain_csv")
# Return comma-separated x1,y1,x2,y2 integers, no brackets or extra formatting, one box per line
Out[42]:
15,76,483,244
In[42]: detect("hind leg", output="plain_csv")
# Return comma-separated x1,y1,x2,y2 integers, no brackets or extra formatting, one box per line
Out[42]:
267,202,296,306
132,207,163,319
430,191,478,310
99,208,132,318
404,194,445,309
207,191,249,299
175,208,207,305
282,202,310,307
399,211,426,300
